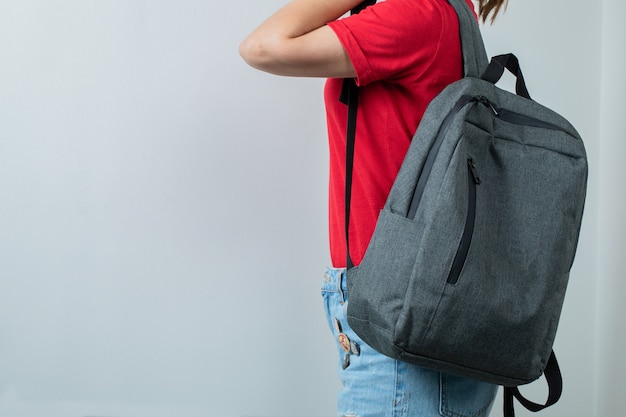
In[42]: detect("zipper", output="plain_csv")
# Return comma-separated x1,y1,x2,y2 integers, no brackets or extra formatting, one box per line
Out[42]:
447,159,480,285
408,95,475,220
476,95,566,132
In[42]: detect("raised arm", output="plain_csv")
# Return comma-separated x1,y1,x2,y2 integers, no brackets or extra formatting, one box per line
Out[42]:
239,0,364,78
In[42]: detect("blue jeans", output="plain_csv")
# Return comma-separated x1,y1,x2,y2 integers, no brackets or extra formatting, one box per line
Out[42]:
321,267,497,417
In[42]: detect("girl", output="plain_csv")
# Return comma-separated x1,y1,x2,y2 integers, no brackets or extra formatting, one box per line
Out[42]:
240,1,507,416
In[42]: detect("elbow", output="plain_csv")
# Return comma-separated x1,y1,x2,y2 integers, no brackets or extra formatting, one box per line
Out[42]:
238,36,261,68
239,34,291,75
239,36,274,72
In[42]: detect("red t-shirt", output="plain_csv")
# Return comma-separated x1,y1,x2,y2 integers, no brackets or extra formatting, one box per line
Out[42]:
325,0,474,267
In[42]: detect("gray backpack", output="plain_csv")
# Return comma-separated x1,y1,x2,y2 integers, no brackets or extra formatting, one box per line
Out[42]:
342,0,588,415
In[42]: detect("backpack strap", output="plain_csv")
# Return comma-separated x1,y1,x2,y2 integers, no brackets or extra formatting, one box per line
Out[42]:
340,0,375,269
342,76,358,269
351,0,376,15
446,0,489,78
503,351,563,417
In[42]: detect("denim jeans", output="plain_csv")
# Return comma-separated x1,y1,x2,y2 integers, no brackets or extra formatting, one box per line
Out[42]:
321,267,497,417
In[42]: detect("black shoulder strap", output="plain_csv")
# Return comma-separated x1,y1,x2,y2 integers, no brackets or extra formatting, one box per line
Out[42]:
503,351,563,417
351,0,376,15
342,77,358,269
340,0,374,269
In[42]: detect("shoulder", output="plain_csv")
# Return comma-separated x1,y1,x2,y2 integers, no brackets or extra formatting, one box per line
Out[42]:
329,0,461,85
331,0,463,56
362,0,457,29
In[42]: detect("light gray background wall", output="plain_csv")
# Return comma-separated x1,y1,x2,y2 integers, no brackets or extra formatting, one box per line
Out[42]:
0,1,621,417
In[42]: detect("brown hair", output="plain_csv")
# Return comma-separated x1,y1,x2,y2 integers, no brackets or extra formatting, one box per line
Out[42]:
477,0,509,23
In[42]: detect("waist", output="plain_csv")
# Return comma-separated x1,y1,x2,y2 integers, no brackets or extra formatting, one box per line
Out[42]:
322,267,347,293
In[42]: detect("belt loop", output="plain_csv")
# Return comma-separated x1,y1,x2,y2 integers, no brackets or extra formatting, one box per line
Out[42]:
338,270,346,304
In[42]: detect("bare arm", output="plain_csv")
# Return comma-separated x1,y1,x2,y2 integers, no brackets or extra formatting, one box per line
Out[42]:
239,0,365,78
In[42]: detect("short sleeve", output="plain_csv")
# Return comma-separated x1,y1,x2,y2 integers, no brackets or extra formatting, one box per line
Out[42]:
327,0,454,86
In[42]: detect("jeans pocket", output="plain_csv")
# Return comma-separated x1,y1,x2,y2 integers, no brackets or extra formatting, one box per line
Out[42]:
321,287,335,335
439,373,497,417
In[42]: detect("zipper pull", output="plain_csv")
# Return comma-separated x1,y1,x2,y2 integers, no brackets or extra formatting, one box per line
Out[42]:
475,95,499,117
468,159,481,184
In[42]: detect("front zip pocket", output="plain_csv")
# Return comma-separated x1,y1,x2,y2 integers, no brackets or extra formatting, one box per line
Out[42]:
446,159,481,285
476,95,568,133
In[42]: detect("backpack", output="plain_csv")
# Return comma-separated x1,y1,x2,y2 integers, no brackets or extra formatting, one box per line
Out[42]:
341,0,588,416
